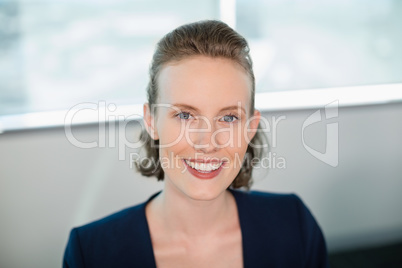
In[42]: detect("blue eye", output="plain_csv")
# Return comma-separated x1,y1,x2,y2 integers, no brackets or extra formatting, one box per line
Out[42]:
177,112,192,120
221,115,238,123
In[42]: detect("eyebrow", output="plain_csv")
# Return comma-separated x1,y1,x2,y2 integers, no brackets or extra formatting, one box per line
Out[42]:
171,103,246,114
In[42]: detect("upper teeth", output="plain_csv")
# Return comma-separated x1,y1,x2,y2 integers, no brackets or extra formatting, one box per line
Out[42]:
184,160,222,172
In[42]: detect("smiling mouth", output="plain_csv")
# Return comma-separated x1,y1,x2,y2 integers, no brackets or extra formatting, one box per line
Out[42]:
183,159,224,173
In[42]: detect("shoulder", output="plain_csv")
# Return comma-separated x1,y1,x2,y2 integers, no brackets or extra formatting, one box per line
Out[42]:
232,188,299,202
63,194,158,268
73,191,160,238
231,189,329,267
75,203,145,237
231,188,319,233
230,188,303,216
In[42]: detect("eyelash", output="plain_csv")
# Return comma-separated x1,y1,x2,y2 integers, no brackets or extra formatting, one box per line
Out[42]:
174,111,239,123
175,111,193,120
219,113,239,123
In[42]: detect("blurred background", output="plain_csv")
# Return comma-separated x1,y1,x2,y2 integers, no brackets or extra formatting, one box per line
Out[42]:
1,0,402,267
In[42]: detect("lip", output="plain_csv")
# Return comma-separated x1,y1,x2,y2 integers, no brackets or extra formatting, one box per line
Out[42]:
185,158,224,163
182,159,224,180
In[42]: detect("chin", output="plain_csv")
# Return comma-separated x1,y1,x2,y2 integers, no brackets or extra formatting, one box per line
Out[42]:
164,169,234,201
180,185,226,201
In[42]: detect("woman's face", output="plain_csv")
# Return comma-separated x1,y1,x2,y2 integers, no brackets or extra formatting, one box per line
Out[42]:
144,56,260,201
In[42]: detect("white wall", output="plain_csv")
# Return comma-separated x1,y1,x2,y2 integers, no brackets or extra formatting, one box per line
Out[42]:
0,102,401,268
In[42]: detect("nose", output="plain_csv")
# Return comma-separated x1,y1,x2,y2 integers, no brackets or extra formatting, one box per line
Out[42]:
189,117,219,153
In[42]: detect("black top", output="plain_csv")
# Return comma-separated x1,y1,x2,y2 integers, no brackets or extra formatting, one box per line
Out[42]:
63,189,329,267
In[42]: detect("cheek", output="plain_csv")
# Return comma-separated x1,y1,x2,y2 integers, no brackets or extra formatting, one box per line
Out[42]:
157,119,185,146
211,124,243,148
219,124,249,154
157,120,190,160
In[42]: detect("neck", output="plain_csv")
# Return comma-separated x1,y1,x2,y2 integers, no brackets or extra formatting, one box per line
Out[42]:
149,183,236,237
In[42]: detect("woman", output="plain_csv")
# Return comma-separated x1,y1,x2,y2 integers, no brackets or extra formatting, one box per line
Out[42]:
64,20,328,268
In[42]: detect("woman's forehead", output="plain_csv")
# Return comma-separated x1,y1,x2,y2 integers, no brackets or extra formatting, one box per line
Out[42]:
157,56,252,113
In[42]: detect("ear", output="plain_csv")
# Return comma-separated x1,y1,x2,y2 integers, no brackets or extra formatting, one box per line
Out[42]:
247,109,261,142
143,103,159,140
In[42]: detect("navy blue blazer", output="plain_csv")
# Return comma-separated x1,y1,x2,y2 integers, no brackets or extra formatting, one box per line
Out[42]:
63,189,329,267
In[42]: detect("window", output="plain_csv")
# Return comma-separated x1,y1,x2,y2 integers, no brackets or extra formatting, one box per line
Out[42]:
0,0,401,131
0,0,219,116
237,0,402,92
